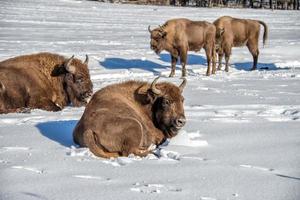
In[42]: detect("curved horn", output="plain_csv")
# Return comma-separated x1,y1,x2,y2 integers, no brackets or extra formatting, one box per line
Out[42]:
65,55,74,67
151,76,161,95
148,25,152,33
0,81,5,92
64,55,75,74
84,54,89,65
179,78,187,93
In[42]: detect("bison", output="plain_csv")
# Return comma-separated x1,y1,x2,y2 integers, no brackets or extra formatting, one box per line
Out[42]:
148,18,216,77
73,77,187,158
0,52,93,114
213,16,268,72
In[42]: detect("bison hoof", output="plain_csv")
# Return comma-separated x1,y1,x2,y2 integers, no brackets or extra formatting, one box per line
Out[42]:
251,67,257,71
206,72,210,76
169,72,175,77
225,69,229,72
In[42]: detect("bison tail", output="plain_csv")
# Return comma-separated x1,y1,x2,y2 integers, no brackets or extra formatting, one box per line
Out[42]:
257,20,268,47
84,129,119,159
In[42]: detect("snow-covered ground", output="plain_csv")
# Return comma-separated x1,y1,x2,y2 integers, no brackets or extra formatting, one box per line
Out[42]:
1,0,300,199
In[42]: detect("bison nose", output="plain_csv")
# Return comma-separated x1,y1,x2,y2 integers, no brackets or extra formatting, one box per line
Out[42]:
175,117,186,128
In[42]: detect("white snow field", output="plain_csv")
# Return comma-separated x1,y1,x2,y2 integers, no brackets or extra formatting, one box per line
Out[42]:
0,0,300,199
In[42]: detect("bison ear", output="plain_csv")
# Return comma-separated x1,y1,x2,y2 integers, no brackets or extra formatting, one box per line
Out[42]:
64,55,76,74
51,65,67,76
147,89,158,104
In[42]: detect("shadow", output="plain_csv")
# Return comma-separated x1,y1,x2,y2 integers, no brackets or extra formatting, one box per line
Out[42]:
276,174,300,181
234,62,290,71
99,53,208,74
99,57,174,74
36,120,78,147
159,53,207,65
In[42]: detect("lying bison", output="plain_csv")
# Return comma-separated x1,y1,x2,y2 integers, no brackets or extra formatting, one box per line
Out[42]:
148,18,216,77
213,16,268,72
73,77,187,158
0,52,93,114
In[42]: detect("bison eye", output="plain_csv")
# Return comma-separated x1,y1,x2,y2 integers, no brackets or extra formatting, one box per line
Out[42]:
162,99,170,107
76,77,83,83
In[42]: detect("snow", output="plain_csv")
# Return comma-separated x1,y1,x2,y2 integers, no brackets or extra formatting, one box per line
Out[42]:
0,0,300,199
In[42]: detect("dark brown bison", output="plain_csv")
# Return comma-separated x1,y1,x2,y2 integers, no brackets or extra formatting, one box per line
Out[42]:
73,77,187,158
148,18,216,77
213,16,268,72
0,52,93,114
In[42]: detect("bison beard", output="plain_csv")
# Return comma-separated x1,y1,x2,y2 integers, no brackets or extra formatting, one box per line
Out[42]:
73,77,187,158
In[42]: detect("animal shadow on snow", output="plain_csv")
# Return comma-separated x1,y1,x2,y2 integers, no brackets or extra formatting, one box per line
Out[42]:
234,62,289,71
159,53,207,66
99,53,208,74
36,120,77,147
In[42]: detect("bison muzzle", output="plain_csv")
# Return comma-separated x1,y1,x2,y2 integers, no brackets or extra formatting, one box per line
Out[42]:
73,77,187,158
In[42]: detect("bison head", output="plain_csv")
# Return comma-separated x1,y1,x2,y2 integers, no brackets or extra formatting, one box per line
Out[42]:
148,77,186,138
52,55,93,107
215,28,225,52
148,25,167,55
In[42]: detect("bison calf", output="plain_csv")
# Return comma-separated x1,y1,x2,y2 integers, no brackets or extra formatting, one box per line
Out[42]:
214,16,268,72
149,18,216,77
73,77,187,158
0,52,93,114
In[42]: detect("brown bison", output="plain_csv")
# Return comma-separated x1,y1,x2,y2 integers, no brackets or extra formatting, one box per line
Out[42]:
148,18,216,77
0,52,93,114
213,16,268,72
73,77,187,158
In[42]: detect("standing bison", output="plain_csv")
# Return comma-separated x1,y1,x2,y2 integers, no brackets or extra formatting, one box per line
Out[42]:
73,77,187,158
0,52,93,114
148,18,216,77
213,16,268,72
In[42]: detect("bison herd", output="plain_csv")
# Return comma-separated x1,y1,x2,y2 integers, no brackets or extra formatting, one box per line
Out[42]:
0,16,268,158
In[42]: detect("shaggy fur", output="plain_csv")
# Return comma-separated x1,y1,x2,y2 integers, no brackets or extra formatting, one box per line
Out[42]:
0,52,93,114
73,78,187,158
149,18,216,77
213,16,268,71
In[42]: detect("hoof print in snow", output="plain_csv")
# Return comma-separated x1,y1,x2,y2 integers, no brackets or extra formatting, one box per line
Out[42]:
130,183,182,194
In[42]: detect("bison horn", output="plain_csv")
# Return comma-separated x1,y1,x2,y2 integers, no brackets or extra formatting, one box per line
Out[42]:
151,76,162,95
0,81,5,92
65,55,74,66
148,25,152,33
179,78,187,93
84,54,89,65
65,55,76,74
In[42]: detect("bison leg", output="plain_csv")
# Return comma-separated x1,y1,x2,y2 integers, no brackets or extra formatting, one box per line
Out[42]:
84,129,120,159
247,42,259,70
169,55,178,77
212,46,217,74
218,53,223,70
204,46,213,76
179,51,187,77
